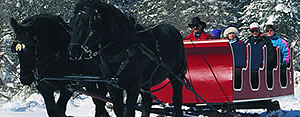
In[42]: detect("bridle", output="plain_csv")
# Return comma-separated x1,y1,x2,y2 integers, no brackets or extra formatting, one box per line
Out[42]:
13,38,41,82
71,9,137,63
14,38,61,85
13,17,68,86
69,9,104,60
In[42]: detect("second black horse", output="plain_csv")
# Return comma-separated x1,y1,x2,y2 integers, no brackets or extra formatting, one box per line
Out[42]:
68,0,187,116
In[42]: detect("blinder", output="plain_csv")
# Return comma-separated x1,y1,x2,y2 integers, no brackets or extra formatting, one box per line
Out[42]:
11,40,25,53
76,9,101,46
69,9,103,60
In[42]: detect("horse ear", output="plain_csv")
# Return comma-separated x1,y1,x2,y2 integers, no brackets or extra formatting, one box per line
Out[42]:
10,18,22,35
10,18,33,35
55,14,72,32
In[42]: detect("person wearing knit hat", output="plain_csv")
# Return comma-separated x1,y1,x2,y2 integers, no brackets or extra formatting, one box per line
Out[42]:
246,22,277,79
210,29,221,39
223,27,242,44
249,22,260,30
248,22,262,38
183,16,212,41
248,22,263,40
264,22,290,67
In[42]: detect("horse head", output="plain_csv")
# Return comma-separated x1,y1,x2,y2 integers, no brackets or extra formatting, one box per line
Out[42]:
10,14,71,85
68,0,136,61
10,18,37,85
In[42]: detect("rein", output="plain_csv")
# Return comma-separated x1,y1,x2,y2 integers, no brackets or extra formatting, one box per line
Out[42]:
32,50,62,88
29,17,70,88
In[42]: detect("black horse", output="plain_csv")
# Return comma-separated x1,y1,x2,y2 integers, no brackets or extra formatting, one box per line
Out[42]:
10,14,109,117
68,0,187,116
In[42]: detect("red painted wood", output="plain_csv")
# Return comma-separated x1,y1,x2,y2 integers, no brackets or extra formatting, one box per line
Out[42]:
233,47,294,101
151,40,294,104
151,39,233,103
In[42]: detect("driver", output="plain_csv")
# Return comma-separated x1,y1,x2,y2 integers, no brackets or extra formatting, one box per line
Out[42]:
183,16,212,40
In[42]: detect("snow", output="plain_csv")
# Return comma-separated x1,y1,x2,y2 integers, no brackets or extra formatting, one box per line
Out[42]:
275,4,292,14
266,15,277,25
0,94,98,117
204,0,217,3
0,83,299,117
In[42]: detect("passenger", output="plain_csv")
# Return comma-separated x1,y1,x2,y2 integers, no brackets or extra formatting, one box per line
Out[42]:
223,27,243,44
246,22,277,69
264,23,290,68
183,16,212,40
210,29,222,39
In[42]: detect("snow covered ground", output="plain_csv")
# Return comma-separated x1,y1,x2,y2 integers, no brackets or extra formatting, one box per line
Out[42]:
0,85,299,117
0,73,300,117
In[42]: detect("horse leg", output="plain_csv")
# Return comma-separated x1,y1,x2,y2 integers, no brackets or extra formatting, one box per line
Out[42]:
86,83,109,117
124,84,140,117
140,90,152,117
36,83,58,117
170,77,183,117
107,86,124,117
56,90,72,117
91,97,109,117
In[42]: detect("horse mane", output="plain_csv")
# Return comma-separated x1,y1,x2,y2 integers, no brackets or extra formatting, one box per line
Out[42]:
75,0,137,46
24,14,71,32
22,14,71,51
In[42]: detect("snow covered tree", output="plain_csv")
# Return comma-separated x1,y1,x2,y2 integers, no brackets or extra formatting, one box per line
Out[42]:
128,0,246,37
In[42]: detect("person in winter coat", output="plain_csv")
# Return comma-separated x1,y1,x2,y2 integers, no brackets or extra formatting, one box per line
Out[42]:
264,23,290,68
246,22,277,69
210,29,222,39
183,16,212,40
223,27,243,44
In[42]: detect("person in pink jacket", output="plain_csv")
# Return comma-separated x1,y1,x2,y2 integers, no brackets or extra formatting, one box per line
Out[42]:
264,23,290,67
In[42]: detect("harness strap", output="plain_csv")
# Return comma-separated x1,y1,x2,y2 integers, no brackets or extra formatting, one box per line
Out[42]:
138,43,162,64
32,51,65,90
137,42,212,104
140,63,162,89
32,66,55,91
38,51,61,73
113,47,139,77
136,25,162,58
150,79,173,93
140,88,164,104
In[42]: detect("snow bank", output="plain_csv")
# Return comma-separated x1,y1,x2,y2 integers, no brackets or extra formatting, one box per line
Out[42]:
1,72,300,116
